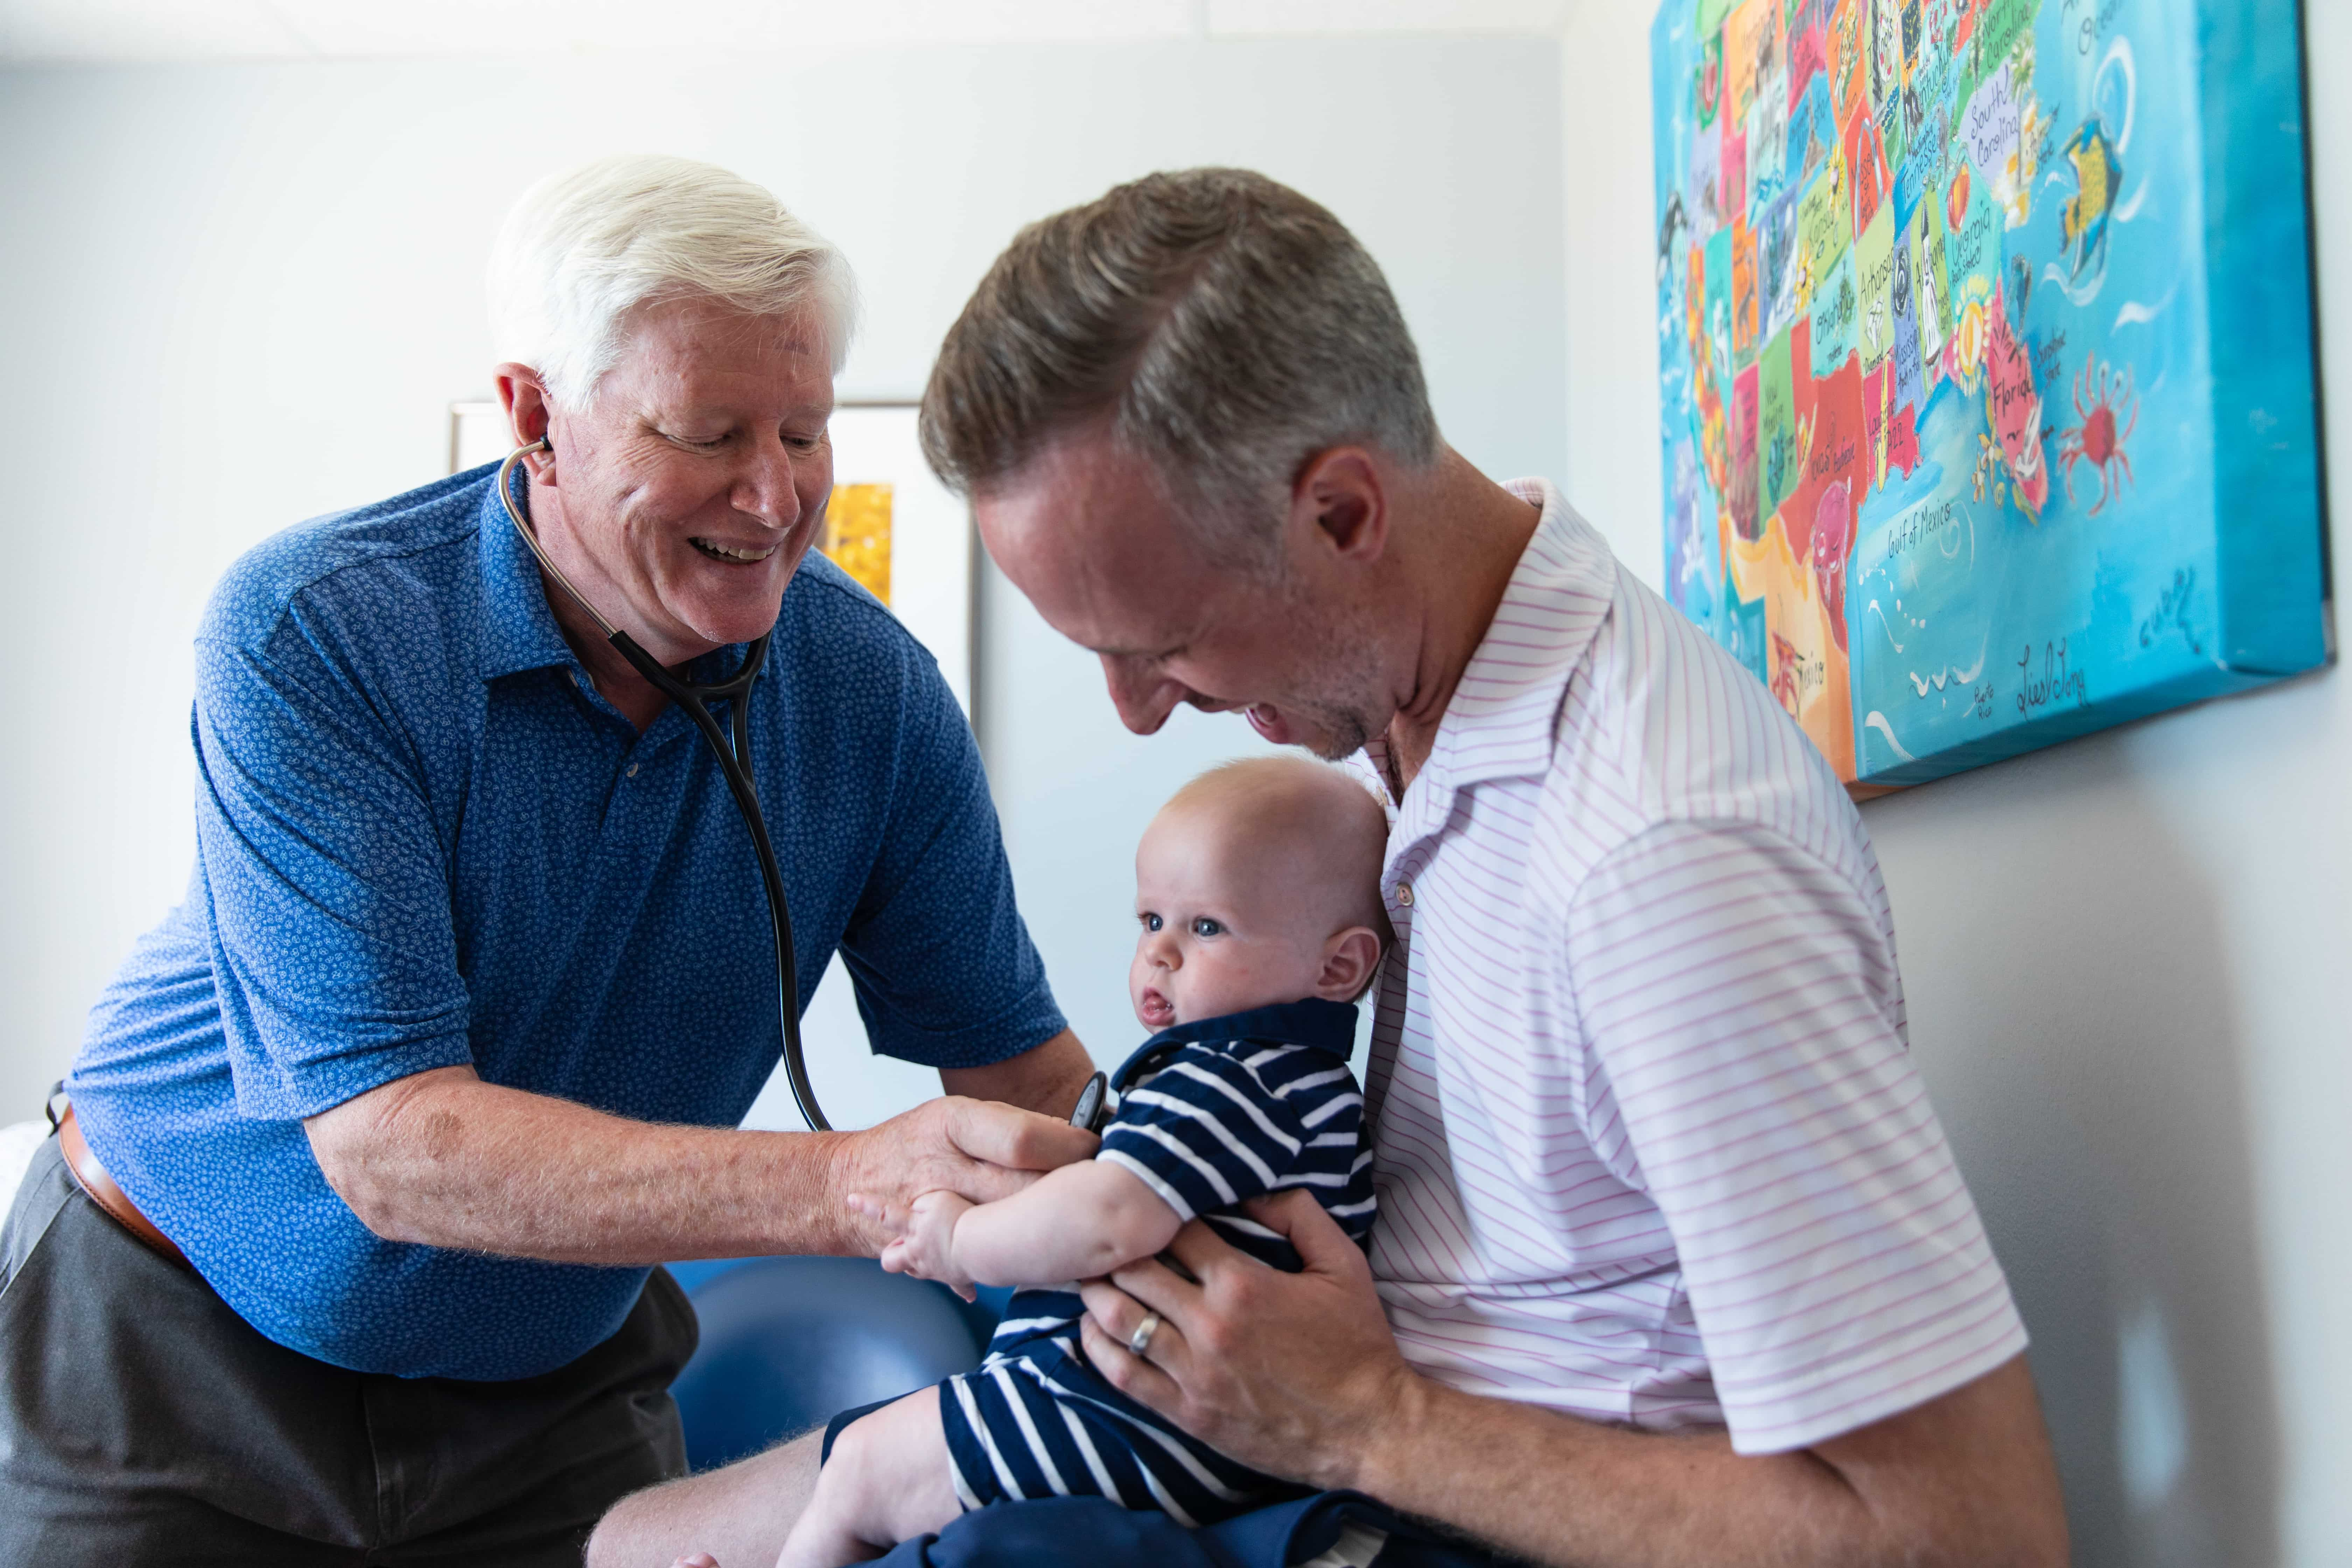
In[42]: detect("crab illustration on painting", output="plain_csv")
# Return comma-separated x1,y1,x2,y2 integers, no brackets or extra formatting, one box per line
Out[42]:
2059,352,2138,514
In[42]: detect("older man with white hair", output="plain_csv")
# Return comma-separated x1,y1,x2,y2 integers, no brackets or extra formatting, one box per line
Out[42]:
0,156,1097,1563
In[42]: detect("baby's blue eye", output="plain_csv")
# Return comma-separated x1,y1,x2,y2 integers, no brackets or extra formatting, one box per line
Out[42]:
1191,917,1223,938
1142,913,1163,932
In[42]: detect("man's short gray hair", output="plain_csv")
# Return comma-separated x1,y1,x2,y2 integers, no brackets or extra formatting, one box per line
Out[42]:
918,168,1439,570
487,154,858,410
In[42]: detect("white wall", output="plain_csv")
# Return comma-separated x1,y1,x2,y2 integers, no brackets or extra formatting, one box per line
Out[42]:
1562,4,2349,1563
0,39,1566,1131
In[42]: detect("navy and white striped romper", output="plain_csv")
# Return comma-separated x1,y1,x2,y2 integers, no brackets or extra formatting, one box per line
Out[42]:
935,997,1374,1527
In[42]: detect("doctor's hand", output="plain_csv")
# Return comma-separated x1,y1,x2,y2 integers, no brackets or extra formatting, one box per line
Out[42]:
1076,1188,1414,1491
829,1096,1094,1257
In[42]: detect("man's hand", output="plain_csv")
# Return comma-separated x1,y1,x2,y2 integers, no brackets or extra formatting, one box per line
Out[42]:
830,1098,1093,1258
1078,1190,2069,1568
859,1189,979,1301
1078,1189,1403,1488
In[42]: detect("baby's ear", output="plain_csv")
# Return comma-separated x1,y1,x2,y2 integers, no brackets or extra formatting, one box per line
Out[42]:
1314,926,1384,1001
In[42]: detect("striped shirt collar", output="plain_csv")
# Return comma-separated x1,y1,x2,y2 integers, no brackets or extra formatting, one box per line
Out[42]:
1367,479,1617,812
1112,997,1360,1087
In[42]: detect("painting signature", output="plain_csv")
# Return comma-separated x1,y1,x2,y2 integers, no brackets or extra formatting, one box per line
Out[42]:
2016,638,2091,716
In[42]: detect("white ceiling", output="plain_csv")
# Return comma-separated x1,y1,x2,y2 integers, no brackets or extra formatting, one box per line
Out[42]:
0,0,1576,62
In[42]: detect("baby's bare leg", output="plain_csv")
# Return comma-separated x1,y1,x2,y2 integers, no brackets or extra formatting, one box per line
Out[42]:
775,1389,961,1568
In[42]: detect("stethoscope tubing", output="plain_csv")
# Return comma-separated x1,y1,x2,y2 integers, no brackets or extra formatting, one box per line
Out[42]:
496,440,829,1133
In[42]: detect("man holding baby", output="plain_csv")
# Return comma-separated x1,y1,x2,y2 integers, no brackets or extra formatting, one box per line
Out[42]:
600,170,2071,1565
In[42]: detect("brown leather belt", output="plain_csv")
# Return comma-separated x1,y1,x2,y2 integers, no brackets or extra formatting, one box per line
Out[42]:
57,1102,189,1268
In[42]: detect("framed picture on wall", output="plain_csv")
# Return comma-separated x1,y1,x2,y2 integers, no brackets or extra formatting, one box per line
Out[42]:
823,401,975,715
448,398,975,715
1649,0,2328,790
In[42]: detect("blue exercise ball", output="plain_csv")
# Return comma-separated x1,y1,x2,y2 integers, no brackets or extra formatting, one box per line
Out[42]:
667,1256,1001,1472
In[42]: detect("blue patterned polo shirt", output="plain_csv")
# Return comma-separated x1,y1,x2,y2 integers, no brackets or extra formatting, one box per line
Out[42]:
65,465,1066,1381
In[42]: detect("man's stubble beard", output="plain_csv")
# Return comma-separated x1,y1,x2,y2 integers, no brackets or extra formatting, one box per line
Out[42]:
1278,579,1391,763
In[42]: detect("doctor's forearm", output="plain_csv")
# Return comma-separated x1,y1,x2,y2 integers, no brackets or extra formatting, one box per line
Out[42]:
303,1060,1098,1265
306,1066,856,1263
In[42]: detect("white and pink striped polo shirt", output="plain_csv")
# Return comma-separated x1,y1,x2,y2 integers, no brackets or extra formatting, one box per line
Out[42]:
1352,479,2024,1455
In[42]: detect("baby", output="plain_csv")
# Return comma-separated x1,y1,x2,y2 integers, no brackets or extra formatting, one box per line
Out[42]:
778,756,1390,1566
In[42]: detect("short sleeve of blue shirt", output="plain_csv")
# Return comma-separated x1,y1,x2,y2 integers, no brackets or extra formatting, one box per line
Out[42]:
195,627,478,1119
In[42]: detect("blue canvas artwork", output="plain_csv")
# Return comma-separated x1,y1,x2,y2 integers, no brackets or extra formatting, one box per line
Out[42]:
1651,0,2329,786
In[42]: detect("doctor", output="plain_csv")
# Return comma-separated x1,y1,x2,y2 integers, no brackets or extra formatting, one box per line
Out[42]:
0,155,1096,1564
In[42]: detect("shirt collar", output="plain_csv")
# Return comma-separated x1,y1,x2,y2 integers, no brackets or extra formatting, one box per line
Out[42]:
1392,477,1619,793
1111,997,1360,1088
475,471,580,683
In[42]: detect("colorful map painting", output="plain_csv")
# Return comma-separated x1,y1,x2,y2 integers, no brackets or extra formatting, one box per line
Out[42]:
1652,0,2328,786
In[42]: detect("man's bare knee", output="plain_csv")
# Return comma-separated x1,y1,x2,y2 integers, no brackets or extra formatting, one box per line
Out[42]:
587,1427,826,1568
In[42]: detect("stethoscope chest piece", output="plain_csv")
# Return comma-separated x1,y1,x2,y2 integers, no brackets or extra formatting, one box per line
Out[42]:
1070,1036,1193,1135
1071,1071,1108,1133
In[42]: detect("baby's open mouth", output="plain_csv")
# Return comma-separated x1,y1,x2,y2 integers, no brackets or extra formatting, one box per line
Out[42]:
689,537,778,564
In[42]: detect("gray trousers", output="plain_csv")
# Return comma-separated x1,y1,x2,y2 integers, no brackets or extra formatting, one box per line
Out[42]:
0,1134,695,1565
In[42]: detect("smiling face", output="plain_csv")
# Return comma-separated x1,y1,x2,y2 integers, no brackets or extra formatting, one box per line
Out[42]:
975,429,1404,763
527,295,836,663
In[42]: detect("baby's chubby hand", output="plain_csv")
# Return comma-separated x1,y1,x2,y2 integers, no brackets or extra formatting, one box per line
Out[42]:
848,1189,978,1301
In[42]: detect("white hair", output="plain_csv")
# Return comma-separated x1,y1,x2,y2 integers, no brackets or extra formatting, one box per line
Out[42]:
486,154,859,410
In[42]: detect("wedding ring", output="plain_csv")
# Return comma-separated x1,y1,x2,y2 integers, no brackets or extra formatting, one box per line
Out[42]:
1127,1310,1162,1361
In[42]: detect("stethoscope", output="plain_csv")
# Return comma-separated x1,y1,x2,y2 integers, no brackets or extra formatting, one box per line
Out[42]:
1068,1037,1190,1137
498,437,1116,1139
496,439,829,1132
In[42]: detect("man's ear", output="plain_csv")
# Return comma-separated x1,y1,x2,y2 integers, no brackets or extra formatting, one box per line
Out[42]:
1287,447,1388,567
493,363,558,485
1312,926,1385,1001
